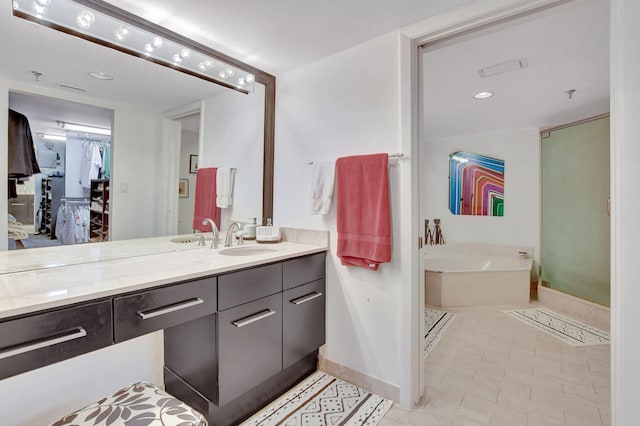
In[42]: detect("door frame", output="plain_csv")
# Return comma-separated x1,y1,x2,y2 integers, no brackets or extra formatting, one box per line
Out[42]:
400,0,611,409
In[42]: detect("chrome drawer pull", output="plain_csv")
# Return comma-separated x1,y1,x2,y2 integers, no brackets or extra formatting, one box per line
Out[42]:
291,292,323,305
10,203,25,206
0,327,87,360
137,298,204,320
232,309,276,328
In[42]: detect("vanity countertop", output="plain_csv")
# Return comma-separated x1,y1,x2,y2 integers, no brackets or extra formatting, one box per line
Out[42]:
0,238,327,320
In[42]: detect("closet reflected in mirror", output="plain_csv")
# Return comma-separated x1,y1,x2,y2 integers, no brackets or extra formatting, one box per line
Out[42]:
8,92,113,250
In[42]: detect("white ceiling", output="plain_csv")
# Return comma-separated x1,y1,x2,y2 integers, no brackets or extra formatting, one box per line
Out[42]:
103,0,474,74
1,0,610,141
422,0,610,139
0,0,473,137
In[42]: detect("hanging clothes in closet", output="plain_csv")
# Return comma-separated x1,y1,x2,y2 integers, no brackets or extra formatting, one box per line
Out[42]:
79,140,110,189
55,202,90,245
8,109,41,198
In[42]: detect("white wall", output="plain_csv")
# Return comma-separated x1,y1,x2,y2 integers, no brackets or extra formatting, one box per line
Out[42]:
200,84,265,229
612,0,639,422
422,129,541,272
275,32,405,393
110,106,164,240
178,129,198,234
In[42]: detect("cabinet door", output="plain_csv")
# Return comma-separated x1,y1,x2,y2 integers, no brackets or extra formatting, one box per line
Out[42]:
114,276,217,343
283,279,326,369
218,293,282,406
0,300,113,380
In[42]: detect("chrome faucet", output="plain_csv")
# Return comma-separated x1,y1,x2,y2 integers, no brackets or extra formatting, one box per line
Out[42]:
224,222,242,247
201,218,219,249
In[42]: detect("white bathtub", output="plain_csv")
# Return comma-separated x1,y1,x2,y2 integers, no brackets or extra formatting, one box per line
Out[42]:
425,243,533,307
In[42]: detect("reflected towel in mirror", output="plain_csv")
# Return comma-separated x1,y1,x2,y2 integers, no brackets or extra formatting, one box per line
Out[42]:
216,167,234,208
193,167,221,232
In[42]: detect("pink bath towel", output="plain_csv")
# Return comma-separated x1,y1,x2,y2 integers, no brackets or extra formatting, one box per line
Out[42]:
193,167,221,232
336,153,391,270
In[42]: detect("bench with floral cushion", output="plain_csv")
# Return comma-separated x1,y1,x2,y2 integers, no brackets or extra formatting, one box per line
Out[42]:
51,382,207,426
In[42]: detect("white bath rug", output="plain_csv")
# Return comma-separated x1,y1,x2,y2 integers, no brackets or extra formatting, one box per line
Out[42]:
504,307,610,347
424,307,457,357
240,371,393,426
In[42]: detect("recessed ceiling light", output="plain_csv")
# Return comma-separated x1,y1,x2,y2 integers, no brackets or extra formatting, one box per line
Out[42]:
473,91,494,99
89,72,114,80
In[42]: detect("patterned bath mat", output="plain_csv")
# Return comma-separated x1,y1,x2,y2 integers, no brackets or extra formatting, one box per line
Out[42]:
424,307,457,356
504,307,610,347
240,371,392,426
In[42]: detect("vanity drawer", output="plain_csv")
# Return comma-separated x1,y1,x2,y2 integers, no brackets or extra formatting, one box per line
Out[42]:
0,300,112,380
114,276,217,342
283,252,326,290
218,263,282,310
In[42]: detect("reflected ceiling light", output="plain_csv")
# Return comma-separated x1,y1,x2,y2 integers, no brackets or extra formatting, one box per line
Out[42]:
473,91,494,99
33,3,46,15
114,26,130,41
13,0,256,93
38,133,67,142
152,36,164,48
76,10,95,29
89,71,114,80
57,120,111,136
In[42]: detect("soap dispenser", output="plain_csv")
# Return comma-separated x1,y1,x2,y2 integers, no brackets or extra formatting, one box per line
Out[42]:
244,217,258,240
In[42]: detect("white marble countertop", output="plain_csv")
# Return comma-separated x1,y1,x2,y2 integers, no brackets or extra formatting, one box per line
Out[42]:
0,237,327,320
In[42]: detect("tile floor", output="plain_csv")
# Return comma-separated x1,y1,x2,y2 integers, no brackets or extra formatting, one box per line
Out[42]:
380,302,610,426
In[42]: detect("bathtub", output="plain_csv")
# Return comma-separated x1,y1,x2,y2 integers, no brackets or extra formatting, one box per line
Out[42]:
424,243,533,307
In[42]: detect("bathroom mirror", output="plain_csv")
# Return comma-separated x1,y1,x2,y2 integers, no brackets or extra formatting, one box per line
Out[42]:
0,1,275,273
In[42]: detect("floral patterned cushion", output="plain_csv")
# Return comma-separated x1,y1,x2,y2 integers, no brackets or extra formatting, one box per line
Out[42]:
51,382,207,426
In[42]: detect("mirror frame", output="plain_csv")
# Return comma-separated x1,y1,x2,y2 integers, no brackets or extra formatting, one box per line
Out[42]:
15,0,275,223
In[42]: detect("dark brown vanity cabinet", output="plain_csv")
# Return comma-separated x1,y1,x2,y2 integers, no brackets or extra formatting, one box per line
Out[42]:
164,252,326,425
0,300,112,380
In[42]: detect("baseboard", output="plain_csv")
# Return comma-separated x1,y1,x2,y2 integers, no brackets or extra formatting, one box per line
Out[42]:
537,284,610,331
318,355,400,402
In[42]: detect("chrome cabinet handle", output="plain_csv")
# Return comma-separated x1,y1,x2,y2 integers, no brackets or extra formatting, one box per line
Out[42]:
0,327,87,360
290,292,323,305
137,298,204,320
10,203,25,206
232,309,276,328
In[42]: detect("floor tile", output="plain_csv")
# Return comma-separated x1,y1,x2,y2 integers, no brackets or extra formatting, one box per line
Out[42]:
380,303,610,426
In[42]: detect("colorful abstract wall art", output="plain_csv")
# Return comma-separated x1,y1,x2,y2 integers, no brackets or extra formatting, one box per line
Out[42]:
449,151,504,216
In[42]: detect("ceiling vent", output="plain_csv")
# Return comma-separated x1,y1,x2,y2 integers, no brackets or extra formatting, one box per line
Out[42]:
478,57,528,78
55,83,86,93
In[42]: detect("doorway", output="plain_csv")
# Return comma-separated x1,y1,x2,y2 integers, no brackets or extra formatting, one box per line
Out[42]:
415,0,611,420
176,113,200,235
7,91,113,249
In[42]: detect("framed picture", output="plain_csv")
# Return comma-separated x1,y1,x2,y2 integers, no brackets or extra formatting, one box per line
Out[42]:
189,154,198,174
178,179,189,198
449,150,504,216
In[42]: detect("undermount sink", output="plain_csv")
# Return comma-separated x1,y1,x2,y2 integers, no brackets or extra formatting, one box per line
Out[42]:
219,246,278,256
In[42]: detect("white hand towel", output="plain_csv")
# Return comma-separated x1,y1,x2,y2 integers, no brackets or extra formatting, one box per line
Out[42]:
216,167,234,208
309,161,335,215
